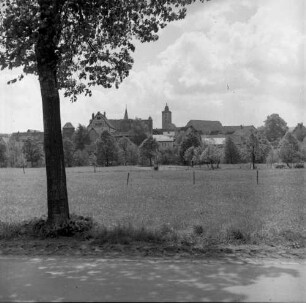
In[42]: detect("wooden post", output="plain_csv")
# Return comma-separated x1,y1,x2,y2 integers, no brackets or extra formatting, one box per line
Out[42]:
256,169,259,185
193,171,195,185
127,172,130,186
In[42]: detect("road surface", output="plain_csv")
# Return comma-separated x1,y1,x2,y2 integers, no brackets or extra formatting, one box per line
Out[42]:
1,256,306,302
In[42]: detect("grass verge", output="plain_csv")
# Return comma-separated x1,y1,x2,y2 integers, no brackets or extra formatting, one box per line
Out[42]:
1,215,305,250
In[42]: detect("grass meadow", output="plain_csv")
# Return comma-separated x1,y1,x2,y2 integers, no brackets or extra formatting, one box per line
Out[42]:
0,165,305,245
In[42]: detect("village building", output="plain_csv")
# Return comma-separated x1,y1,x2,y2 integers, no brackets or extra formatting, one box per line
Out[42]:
186,120,223,135
63,108,152,143
62,122,75,140
201,135,226,147
153,134,175,149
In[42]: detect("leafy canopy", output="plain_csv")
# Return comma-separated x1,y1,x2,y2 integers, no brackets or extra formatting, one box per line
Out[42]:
0,0,207,101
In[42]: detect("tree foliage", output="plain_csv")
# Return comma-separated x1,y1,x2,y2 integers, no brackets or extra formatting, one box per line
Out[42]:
200,144,221,169
73,149,90,166
96,130,118,166
223,136,240,164
22,138,43,167
0,0,208,223
264,113,288,146
179,132,201,164
72,124,91,151
157,146,180,165
0,142,8,167
139,136,158,166
6,137,24,167
128,119,148,146
184,146,196,166
0,0,207,100
118,136,138,165
278,132,300,167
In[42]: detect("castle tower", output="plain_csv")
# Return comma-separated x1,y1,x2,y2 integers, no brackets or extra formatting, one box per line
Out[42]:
124,106,128,120
62,122,75,139
162,103,172,130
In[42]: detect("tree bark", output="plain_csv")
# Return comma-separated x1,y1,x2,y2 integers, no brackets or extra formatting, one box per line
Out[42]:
37,64,70,224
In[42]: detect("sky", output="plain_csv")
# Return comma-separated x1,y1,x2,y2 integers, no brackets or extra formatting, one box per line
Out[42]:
0,0,305,133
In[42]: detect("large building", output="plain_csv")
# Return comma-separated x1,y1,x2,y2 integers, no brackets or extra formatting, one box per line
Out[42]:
63,108,153,143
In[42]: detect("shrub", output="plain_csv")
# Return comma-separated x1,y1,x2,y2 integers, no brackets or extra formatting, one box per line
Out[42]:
226,227,251,244
294,163,304,169
273,163,287,169
193,224,204,236
32,214,94,238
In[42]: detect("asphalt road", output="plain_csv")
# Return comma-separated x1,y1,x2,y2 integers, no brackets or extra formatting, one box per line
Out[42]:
1,256,306,302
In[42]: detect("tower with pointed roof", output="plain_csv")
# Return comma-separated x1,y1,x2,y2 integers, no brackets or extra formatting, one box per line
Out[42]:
124,106,128,120
162,103,172,130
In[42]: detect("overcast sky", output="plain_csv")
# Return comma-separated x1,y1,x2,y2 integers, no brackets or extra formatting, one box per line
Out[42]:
0,0,305,133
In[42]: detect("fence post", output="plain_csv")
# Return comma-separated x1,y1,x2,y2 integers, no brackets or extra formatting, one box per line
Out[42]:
127,172,130,186
193,171,195,185
256,169,259,185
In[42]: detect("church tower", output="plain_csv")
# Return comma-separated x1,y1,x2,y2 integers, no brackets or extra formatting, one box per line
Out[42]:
162,103,172,129
124,106,128,120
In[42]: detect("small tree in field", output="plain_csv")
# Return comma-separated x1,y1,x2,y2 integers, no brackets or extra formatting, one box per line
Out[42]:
157,146,180,165
200,144,221,169
184,146,196,166
278,132,300,168
0,0,208,224
118,137,138,165
0,142,8,167
96,131,118,166
179,132,201,164
139,137,158,166
72,124,91,151
266,148,279,167
223,136,240,164
73,149,90,166
22,138,43,167
264,113,288,147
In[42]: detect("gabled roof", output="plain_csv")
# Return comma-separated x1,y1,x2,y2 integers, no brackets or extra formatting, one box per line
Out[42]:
63,122,75,129
223,125,256,135
186,120,223,134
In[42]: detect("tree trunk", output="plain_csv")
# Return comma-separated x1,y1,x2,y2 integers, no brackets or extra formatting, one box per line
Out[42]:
37,64,70,224
34,0,69,225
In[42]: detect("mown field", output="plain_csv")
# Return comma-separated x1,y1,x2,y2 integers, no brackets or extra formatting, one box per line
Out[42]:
0,165,305,244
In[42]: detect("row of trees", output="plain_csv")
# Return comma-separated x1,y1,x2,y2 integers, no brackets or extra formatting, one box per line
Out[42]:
62,124,155,167
0,137,44,168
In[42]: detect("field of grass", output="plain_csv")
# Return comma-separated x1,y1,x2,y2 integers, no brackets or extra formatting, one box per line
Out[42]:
0,165,305,245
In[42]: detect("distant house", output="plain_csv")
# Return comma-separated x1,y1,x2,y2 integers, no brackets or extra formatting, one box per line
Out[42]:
186,120,223,135
87,111,117,142
62,122,75,139
201,135,226,146
11,129,44,147
84,109,153,143
153,134,175,149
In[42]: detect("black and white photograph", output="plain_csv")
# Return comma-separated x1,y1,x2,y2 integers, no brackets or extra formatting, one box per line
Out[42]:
0,0,305,302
